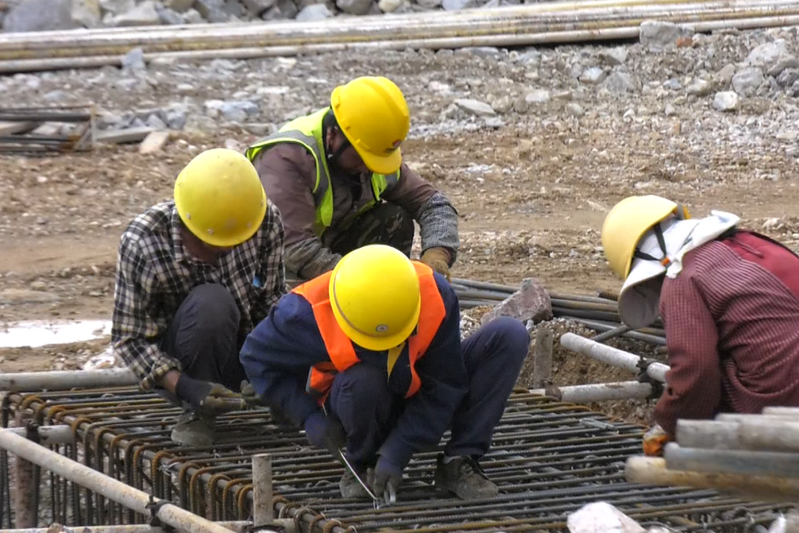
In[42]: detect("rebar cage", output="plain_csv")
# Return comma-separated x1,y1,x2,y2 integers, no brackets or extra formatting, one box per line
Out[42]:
1,387,793,532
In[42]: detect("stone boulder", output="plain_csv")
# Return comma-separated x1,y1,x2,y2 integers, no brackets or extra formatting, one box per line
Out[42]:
481,278,553,326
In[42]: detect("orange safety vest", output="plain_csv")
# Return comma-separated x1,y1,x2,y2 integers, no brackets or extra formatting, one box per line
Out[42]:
292,262,447,406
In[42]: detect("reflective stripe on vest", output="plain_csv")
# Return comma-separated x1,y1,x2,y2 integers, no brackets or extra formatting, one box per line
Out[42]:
292,262,446,405
246,107,401,237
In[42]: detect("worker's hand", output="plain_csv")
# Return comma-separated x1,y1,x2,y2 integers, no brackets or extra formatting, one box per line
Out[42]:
420,247,452,282
643,424,672,457
175,374,241,415
304,412,346,456
371,457,403,498
240,380,264,407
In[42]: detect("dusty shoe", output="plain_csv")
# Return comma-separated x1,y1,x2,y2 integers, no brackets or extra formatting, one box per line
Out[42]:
339,468,372,499
171,410,215,446
434,455,498,500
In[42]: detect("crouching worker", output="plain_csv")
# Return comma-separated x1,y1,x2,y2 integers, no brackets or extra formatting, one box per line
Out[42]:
112,149,286,446
240,244,529,500
601,195,799,457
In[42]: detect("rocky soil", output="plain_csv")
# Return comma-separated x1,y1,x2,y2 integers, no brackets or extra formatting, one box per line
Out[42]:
2,24,799,424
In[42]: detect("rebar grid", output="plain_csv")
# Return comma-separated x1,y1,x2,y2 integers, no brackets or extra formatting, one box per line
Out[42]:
1,389,792,532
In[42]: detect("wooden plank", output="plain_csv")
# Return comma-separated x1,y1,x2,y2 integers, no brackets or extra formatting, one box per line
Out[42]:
95,127,153,145
138,131,170,154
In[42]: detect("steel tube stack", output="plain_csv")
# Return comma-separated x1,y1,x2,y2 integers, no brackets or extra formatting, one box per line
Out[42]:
0,0,798,72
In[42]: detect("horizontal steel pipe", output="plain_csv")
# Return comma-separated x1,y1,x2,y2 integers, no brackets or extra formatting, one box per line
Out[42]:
0,429,275,533
664,442,799,479
626,456,799,503
676,419,742,450
529,381,653,402
5,425,74,445
570,318,667,346
560,333,669,382
0,368,137,392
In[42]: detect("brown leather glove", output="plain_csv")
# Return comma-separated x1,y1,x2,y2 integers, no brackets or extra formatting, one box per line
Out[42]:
420,247,451,281
642,424,672,457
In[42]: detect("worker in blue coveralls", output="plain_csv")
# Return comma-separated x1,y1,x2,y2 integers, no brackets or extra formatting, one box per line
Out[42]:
240,244,529,501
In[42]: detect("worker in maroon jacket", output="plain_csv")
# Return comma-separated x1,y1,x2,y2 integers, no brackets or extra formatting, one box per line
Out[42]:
240,245,529,501
601,195,799,456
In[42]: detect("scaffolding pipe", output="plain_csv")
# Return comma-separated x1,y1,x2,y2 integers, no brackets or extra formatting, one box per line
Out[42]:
252,454,273,526
625,456,799,502
5,425,74,445
560,333,669,382
676,419,741,450
0,369,136,392
664,443,799,479
2,522,251,533
529,381,653,402
0,429,278,533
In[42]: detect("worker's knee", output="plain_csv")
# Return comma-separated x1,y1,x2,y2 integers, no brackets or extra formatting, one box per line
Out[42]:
331,364,391,407
484,317,531,364
183,284,241,335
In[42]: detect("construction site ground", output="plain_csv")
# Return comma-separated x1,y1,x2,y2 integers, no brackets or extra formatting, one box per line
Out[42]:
2,30,799,425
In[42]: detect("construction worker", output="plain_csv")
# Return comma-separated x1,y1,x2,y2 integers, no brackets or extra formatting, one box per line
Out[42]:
112,149,286,447
240,245,529,501
245,75,459,283
601,195,799,457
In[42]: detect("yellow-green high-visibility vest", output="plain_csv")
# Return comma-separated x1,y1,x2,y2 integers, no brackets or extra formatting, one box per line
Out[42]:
246,107,401,238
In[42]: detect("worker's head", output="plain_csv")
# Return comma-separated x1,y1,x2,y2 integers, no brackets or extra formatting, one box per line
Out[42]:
174,148,267,257
601,195,691,328
325,76,410,176
329,244,420,351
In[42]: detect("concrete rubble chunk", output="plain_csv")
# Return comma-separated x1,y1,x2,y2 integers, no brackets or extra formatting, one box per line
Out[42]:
454,98,496,117
121,47,146,70
183,8,206,23
99,0,135,15
778,68,799,88
3,0,76,32
565,102,585,117
603,72,640,94
685,79,711,96
165,108,188,130
746,39,789,68
713,91,739,112
416,0,442,8
731,67,764,97
139,131,171,154
639,20,694,51
336,0,371,15
525,89,550,105
480,278,552,326
165,0,195,11
579,67,606,85
714,63,736,87
194,0,228,20
112,1,161,26
295,3,333,21
567,502,646,533
599,47,628,66
261,0,298,19
442,0,473,10
72,0,102,27
377,0,401,13
158,7,186,25
242,0,277,15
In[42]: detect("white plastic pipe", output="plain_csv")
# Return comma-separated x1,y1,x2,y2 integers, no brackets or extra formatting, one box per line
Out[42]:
0,429,275,533
560,333,669,382
529,381,653,402
0,368,137,392
6,425,74,445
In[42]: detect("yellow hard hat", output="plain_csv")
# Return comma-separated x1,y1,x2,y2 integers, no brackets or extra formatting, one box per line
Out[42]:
601,195,690,279
330,76,410,175
329,245,420,351
174,148,267,247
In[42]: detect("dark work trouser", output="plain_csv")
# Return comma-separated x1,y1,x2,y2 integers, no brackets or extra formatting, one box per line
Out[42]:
160,284,246,406
327,317,530,469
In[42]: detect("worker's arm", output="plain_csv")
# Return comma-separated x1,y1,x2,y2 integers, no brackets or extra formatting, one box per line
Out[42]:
239,293,327,427
111,234,182,391
250,201,289,326
382,164,460,264
376,276,469,470
251,145,341,279
655,274,722,435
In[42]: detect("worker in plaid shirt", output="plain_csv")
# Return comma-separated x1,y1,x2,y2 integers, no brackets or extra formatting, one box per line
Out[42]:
112,148,286,446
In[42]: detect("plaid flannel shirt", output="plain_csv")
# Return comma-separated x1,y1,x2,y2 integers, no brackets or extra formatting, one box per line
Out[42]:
112,201,286,391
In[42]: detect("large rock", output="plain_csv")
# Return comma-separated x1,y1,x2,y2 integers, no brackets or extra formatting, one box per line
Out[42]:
639,21,694,51
746,40,789,68
336,0,371,15
731,67,764,97
295,3,333,21
480,278,552,326
602,72,640,94
713,91,739,112
112,1,161,26
242,0,277,15
3,0,76,32
73,0,102,27
454,98,496,117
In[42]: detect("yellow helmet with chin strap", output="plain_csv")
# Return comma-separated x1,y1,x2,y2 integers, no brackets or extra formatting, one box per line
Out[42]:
330,76,410,175
329,245,420,351
174,148,267,248
601,195,690,279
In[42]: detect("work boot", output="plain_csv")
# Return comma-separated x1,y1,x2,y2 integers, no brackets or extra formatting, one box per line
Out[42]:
339,468,372,499
171,410,216,446
434,454,498,500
